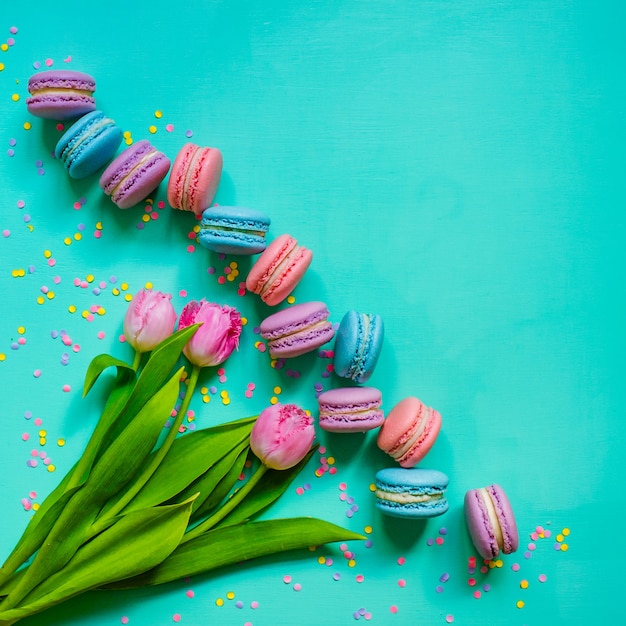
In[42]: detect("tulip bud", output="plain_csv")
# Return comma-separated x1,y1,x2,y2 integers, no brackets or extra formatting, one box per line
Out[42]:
250,403,315,470
123,288,177,353
177,299,242,368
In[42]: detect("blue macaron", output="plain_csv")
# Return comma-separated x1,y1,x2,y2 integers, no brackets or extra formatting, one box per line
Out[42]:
199,206,271,255
55,110,123,179
333,310,384,383
374,467,449,518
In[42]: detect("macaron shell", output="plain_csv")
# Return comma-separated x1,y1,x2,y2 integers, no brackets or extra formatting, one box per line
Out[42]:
246,234,312,306
27,70,96,120
317,386,384,432
54,111,123,179
375,467,449,518
333,311,384,383
488,484,519,554
377,397,442,468
100,140,171,209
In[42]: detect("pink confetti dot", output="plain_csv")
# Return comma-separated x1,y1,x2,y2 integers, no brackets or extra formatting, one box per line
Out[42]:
283,575,292,584
62,384,71,392
121,617,129,624
539,573,547,583
21,433,29,441
33,370,41,378
445,616,455,624
528,542,536,551
2,229,10,237
293,583,302,591
45,58,53,66
250,601,259,609
172,615,181,623
97,331,105,339
390,606,398,614
356,574,364,583
473,590,481,599
10,26,18,34
398,579,406,588
511,563,521,571
185,590,194,598
296,487,304,495
397,557,406,565
166,123,174,132
34,418,42,426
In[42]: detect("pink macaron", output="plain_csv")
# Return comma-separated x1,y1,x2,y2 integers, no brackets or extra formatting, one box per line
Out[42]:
246,234,313,306
317,386,384,433
377,397,442,468
260,301,334,358
167,142,223,216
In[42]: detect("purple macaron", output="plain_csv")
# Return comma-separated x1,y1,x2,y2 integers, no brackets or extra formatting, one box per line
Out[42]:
317,386,384,432
99,140,171,209
27,70,96,120
260,301,335,358
464,484,519,560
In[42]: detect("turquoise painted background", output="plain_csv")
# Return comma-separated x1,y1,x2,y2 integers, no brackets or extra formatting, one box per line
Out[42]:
1,1,624,624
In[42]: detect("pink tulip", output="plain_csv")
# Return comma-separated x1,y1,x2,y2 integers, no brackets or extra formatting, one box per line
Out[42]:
250,403,315,470
177,300,242,368
123,288,177,353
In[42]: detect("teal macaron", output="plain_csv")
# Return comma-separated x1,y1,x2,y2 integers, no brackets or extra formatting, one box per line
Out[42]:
374,467,449,518
333,310,384,383
54,110,123,179
199,206,271,255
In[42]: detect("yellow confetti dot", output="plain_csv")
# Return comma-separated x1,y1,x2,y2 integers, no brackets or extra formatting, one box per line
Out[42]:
556,534,564,542
495,559,503,568
39,430,46,437
317,556,326,564
241,317,248,326
57,438,65,447
39,438,46,446
145,281,153,289
520,580,529,589
95,307,105,316
86,274,94,283
74,232,82,241
47,465,56,472
11,93,19,101
17,326,25,334
220,390,229,398
121,282,129,291
308,545,317,552
32,503,40,511
222,397,231,406
1,44,8,52
0,354,6,361
327,457,335,465
12,269,24,277
560,543,569,551
142,214,150,222
488,560,497,569
36,296,45,305
287,295,296,304
148,125,157,134
227,274,236,282
46,291,55,299
230,261,238,269
273,386,282,394
348,559,356,568
226,591,235,600
369,483,376,492
123,130,132,139
43,250,52,258
215,598,224,607
145,198,154,205
270,396,279,405
155,110,163,118
81,310,90,319
124,294,132,302
0,63,4,71
64,237,72,245
562,528,570,536
202,395,211,403
200,386,208,394
23,121,31,130
516,600,525,609
68,305,77,313
112,288,120,296
95,221,103,230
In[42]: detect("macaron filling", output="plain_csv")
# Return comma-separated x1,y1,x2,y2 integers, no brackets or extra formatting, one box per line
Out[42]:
202,223,268,237
375,488,444,505
477,487,504,550
258,242,306,299
29,87,94,97
181,145,206,212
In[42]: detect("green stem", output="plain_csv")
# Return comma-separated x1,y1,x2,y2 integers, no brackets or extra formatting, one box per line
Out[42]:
90,364,201,533
131,349,142,371
181,463,268,543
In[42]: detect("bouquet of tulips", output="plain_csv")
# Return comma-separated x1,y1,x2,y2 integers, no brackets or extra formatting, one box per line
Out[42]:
0,289,362,625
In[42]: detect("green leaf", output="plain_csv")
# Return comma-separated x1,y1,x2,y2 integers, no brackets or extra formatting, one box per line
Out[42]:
0,501,194,625
1,367,185,608
216,447,317,529
105,517,365,589
95,324,200,453
117,416,256,514
190,444,249,521
82,354,134,397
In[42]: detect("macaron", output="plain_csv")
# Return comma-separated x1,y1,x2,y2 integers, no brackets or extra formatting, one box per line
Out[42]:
317,386,384,433
246,234,313,306
199,206,271,255
54,110,123,179
27,70,96,120
260,301,334,358
464,484,519,560
167,143,223,216
333,311,384,383
377,397,442,468
99,140,171,209
374,467,449,518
